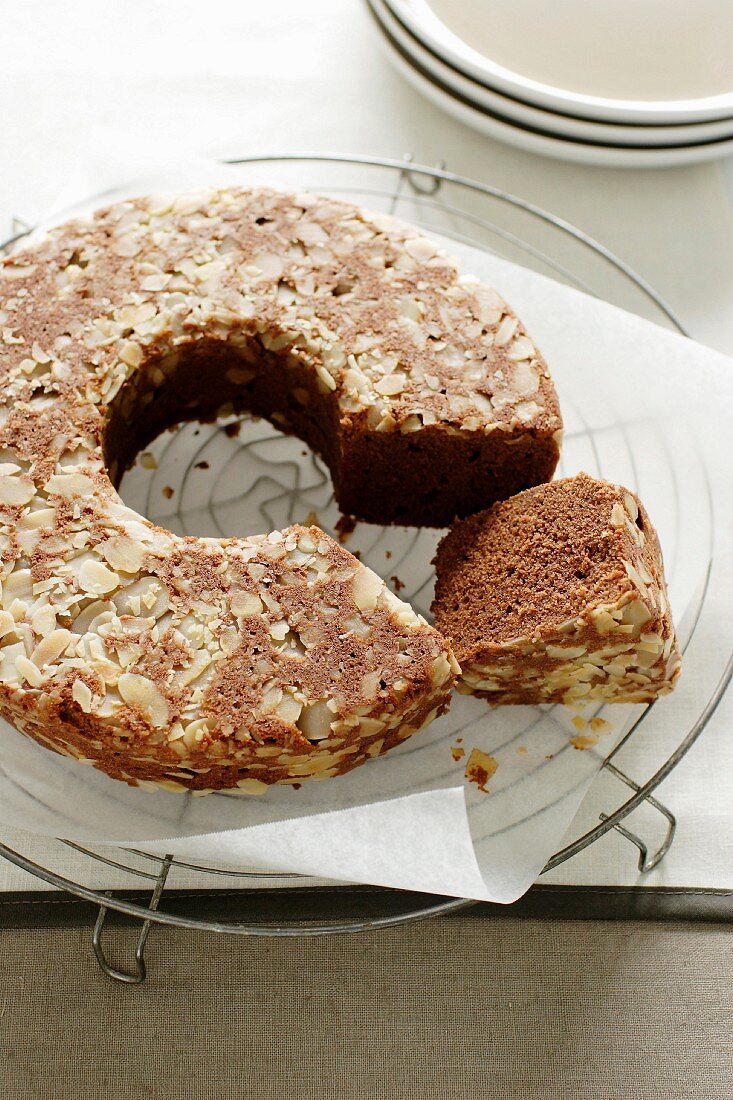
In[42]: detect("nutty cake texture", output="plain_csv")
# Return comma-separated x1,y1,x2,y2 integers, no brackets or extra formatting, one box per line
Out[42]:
432,475,681,705
84,186,562,527
0,185,495,792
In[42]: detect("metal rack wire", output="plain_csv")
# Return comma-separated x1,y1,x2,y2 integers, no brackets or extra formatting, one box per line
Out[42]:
0,153,729,984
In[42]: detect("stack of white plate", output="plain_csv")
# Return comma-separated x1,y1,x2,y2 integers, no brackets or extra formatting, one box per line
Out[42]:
366,0,733,167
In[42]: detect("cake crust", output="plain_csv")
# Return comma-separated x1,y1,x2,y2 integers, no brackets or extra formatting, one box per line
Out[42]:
432,474,681,706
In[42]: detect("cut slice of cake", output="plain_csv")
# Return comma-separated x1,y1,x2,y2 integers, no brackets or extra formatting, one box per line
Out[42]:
432,474,681,705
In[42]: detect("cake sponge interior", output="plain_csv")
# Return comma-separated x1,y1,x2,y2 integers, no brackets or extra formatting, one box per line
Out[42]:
432,474,681,705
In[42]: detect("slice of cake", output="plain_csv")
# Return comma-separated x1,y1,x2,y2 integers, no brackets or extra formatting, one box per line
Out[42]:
432,474,681,705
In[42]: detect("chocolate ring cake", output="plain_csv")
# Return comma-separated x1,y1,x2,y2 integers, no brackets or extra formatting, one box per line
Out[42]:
432,475,681,706
0,186,561,791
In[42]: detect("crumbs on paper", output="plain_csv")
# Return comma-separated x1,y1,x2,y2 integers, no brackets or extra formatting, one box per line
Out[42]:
465,748,498,793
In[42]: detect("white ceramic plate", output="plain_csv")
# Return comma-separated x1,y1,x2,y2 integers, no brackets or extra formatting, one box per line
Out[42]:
369,0,733,148
372,17,733,168
385,0,733,125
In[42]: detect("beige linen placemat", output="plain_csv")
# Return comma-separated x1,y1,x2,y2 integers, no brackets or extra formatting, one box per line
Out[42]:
1,917,731,1099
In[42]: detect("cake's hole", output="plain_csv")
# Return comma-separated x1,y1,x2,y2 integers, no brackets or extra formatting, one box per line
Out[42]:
254,216,272,225
104,335,340,528
636,512,644,531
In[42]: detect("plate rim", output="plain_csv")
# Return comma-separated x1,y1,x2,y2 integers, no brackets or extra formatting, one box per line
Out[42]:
386,0,733,125
373,12,733,168
369,0,733,146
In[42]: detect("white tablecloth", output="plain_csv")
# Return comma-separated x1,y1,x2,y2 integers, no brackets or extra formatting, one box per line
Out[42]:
0,0,731,894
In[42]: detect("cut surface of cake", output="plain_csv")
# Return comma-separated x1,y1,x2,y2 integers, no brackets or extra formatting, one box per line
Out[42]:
432,474,681,705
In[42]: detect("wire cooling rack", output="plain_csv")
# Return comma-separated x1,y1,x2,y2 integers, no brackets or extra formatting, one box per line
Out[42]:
1,153,731,984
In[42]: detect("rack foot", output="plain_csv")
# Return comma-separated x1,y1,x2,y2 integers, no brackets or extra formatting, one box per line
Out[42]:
600,762,677,872
387,153,446,214
92,855,173,984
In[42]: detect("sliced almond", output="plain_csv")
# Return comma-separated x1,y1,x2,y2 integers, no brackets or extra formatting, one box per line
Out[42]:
231,591,264,617
176,650,212,688
20,507,56,530
546,645,587,660
78,559,120,595
621,598,653,630
0,473,34,507
403,237,438,261
235,778,268,794
248,252,283,280
276,693,303,725
494,314,518,347
624,493,639,522
118,673,169,728
3,569,32,601
31,628,72,668
0,610,17,639
610,502,626,528
119,341,143,368
352,568,383,612
102,535,146,574
113,578,168,618
72,680,94,713
507,335,535,361
296,699,333,742
15,654,43,688
45,472,94,499
315,365,337,392
374,373,406,396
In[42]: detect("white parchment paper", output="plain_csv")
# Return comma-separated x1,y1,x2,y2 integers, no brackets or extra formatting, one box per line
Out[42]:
0,161,730,902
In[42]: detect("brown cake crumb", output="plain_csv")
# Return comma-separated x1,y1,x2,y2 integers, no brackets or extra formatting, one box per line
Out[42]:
450,744,465,761
465,748,498,792
571,733,600,750
570,714,612,748
335,513,357,544
433,474,680,705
